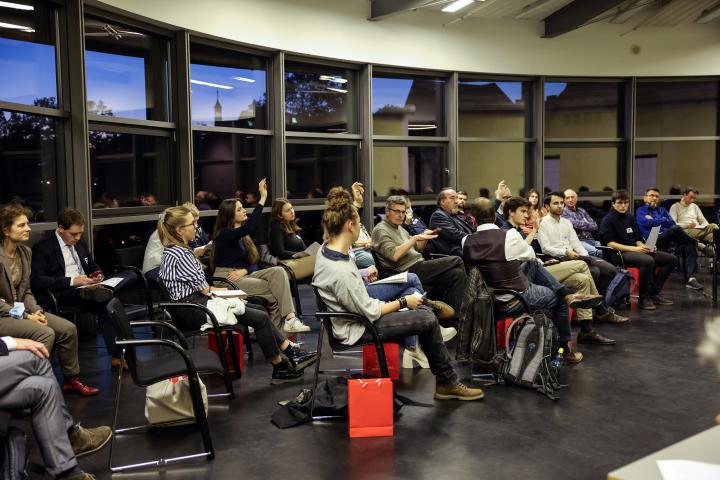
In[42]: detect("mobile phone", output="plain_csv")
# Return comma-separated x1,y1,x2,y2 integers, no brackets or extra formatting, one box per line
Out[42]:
89,271,103,280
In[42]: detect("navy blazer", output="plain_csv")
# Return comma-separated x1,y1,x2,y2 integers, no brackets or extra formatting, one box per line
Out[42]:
30,234,101,293
428,208,475,256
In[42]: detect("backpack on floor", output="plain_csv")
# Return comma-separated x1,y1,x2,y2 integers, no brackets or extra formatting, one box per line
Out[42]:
0,412,29,480
604,268,633,309
497,311,565,400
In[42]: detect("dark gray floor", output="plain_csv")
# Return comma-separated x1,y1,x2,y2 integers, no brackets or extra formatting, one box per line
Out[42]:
58,272,720,480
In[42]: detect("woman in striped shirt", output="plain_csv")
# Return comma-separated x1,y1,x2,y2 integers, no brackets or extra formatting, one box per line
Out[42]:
158,205,315,384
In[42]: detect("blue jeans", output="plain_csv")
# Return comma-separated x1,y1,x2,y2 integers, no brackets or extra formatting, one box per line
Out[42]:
582,240,603,258
498,260,571,342
353,248,375,269
365,273,425,348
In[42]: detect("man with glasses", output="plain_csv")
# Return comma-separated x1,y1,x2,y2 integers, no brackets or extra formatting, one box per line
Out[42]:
372,196,467,315
30,208,137,374
600,190,678,310
636,187,703,291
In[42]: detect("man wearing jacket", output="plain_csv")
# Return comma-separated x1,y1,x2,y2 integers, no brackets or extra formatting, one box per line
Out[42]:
429,188,475,256
635,188,702,290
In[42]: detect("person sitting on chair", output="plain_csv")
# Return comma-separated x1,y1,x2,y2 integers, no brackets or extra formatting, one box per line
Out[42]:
313,187,484,401
428,187,475,257
669,187,718,251
562,189,603,258
0,204,99,396
157,205,315,384
269,198,315,281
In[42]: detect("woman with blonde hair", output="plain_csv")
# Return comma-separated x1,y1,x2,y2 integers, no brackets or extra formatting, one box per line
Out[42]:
269,198,315,280
157,205,315,384
212,179,310,334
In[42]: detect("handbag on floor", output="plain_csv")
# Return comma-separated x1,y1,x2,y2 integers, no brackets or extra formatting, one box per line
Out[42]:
145,375,208,425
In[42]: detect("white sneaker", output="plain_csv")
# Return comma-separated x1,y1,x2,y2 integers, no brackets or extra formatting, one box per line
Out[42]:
283,316,311,333
402,346,429,369
440,326,457,343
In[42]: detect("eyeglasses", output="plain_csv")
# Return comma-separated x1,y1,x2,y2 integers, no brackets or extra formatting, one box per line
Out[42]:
180,221,198,229
388,208,407,215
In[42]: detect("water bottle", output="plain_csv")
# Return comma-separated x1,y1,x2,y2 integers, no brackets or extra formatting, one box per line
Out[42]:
551,347,564,370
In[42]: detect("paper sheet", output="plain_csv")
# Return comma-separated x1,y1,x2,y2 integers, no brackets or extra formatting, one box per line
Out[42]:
645,225,661,249
657,459,720,480
77,276,123,289
211,289,247,298
368,272,408,286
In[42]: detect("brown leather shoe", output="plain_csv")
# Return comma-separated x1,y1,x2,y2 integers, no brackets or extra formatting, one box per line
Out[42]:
434,382,484,401
63,377,100,396
69,424,112,457
577,330,616,345
562,350,584,365
594,308,630,324
650,294,674,306
565,293,603,309
423,298,455,320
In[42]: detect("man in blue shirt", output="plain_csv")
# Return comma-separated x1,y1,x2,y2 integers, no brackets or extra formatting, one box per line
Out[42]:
636,187,702,290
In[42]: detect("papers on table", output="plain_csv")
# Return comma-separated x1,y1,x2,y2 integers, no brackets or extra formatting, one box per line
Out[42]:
211,289,247,299
645,226,661,249
657,459,720,480
77,276,123,289
368,272,408,286
292,242,321,259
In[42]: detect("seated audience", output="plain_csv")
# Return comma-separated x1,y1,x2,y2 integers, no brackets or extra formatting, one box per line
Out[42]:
562,189,603,257
157,205,314,383
270,198,315,281
522,188,543,236
600,189,678,310
0,204,98,396
636,187,702,290
494,180,513,230
212,179,310,333
372,195,467,316
456,190,477,229
463,198,604,363
402,197,429,236
429,188,474,256
669,187,718,249
313,187,483,401
349,182,375,269
30,208,137,369
0,336,111,480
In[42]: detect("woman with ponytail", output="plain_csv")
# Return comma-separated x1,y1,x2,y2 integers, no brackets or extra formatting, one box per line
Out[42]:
212,179,309,334
312,188,485,401
158,205,315,384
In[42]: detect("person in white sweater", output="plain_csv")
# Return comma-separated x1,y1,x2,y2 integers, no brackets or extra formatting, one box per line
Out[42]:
669,187,718,248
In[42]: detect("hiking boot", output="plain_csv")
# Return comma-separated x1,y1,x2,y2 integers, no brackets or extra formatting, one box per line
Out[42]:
562,351,584,365
271,359,304,385
650,294,674,306
283,316,311,333
577,330,616,345
284,344,317,370
638,298,656,310
594,307,629,324
686,277,704,290
422,298,455,320
69,424,112,458
402,346,429,369
440,326,457,343
434,382,484,401
564,293,603,309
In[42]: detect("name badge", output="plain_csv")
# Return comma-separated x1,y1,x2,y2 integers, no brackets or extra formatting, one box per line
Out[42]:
626,227,633,234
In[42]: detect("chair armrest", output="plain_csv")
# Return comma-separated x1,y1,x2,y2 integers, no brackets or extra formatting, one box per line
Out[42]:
428,253,450,259
489,288,530,313
41,289,60,314
596,246,624,268
207,277,237,289
129,320,189,348
276,263,298,283
159,302,225,342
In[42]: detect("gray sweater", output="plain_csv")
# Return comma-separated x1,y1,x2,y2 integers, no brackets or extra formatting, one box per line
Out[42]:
312,245,381,345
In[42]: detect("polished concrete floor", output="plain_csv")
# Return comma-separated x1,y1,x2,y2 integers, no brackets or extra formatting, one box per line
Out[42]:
53,271,720,480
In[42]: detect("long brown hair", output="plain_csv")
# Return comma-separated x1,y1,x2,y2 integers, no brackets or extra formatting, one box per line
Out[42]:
271,198,301,234
157,206,193,250
525,188,541,212
322,187,358,239
212,199,259,266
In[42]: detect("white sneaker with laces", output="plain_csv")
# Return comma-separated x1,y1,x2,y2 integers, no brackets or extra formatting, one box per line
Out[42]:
440,326,457,343
284,316,311,333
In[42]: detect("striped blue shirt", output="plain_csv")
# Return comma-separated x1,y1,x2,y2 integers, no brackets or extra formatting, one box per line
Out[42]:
159,245,208,301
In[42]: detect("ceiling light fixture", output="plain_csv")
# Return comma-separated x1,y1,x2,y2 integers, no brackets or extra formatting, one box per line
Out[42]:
0,21,32,30
190,79,233,89
232,76,256,83
326,87,348,94
441,0,475,13
0,2,33,10
408,124,438,130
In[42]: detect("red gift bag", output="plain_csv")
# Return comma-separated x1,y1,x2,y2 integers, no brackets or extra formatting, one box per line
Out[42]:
207,330,244,374
348,378,393,438
496,317,514,351
362,343,399,380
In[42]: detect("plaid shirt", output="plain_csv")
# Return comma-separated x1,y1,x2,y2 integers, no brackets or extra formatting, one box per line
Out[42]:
561,206,598,241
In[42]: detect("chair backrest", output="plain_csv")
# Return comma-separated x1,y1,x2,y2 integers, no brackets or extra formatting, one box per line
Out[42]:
114,245,146,270
106,298,139,380
157,277,172,302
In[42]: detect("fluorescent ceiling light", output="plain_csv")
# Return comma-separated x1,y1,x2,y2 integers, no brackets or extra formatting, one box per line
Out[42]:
190,79,233,90
442,0,475,13
408,124,437,130
0,2,34,10
326,87,348,94
320,75,348,84
232,76,256,83
0,21,32,30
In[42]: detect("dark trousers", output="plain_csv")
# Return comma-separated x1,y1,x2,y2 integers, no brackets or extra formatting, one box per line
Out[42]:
359,306,457,386
408,256,467,313
657,224,698,277
176,293,285,361
617,251,677,299
584,256,617,294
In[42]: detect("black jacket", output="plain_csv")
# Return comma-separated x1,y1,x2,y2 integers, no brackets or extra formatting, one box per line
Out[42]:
428,208,474,256
30,234,101,292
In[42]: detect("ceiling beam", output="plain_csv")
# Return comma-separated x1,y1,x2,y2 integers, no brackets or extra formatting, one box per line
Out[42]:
369,0,435,20
696,0,720,23
609,0,650,24
543,0,627,38
515,0,554,20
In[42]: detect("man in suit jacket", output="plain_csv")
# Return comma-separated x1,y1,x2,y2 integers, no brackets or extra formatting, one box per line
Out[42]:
428,188,475,256
0,336,110,480
30,208,136,366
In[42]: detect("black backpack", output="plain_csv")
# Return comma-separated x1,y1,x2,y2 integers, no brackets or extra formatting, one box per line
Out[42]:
0,412,29,480
497,311,565,400
604,268,633,309
456,266,496,366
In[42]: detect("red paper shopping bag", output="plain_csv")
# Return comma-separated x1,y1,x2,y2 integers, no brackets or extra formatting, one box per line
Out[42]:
207,330,244,374
348,378,394,438
362,343,399,380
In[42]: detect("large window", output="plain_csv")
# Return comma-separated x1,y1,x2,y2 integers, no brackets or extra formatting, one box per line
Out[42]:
285,62,357,133
190,44,268,128
373,145,446,197
373,73,446,137
636,81,718,138
459,80,531,138
634,141,716,195
459,142,528,199
544,146,621,192
285,143,357,199
545,81,623,139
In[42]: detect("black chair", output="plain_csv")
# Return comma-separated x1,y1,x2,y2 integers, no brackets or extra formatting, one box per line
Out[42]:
276,262,308,318
310,286,390,419
113,245,158,321
369,249,401,279
106,298,229,472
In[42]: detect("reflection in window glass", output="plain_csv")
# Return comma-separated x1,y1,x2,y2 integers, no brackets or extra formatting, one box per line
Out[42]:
285,62,356,133
373,146,446,197
84,18,169,121
93,221,157,272
89,131,171,208
634,141,716,196
190,44,267,128
636,82,718,138
458,142,526,198
458,80,531,138
0,110,57,221
543,147,619,193
193,131,269,202
373,74,446,137
544,82,622,138
0,2,57,108
285,143,357,199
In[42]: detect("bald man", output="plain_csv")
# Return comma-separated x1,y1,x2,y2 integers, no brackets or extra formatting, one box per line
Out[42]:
562,189,602,258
